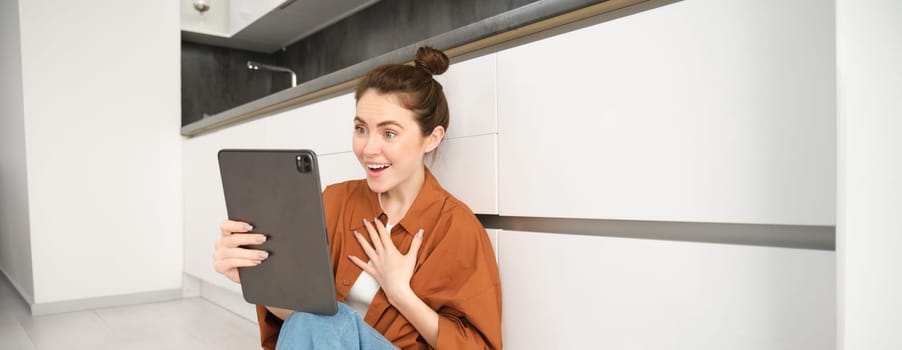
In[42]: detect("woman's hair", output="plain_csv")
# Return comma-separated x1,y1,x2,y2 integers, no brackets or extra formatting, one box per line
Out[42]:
355,46,450,138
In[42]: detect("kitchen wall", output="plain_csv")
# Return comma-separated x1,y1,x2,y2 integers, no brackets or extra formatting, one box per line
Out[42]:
181,41,291,125
0,0,34,303
183,0,837,347
272,0,540,84
5,0,184,313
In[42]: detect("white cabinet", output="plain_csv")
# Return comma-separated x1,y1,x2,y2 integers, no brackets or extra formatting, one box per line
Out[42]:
497,0,835,225
318,151,365,189
436,53,498,139
429,134,498,214
498,230,835,350
182,119,269,290
486,229,499,260
266,93,356,155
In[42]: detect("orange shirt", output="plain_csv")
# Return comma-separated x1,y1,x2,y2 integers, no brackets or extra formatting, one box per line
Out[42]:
256,168,503,349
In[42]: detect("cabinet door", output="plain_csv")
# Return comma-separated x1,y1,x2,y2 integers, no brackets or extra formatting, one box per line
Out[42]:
498,230,835,350
429,134,498,214
436,53,498,138
266,93,355,154
496,0,834,225
182,120,269,288
318,151,365,189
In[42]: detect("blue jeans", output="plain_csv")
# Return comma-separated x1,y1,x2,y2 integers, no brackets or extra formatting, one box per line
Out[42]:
276,303,399,350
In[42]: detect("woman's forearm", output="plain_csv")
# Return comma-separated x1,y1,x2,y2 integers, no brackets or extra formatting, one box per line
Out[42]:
266,305,294,320
390,289,440,348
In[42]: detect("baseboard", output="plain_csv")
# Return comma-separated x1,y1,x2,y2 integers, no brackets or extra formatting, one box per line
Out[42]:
0,266,35,305
182,273,201,297
4,268,256,320
186,273,258,323
29,287,184,316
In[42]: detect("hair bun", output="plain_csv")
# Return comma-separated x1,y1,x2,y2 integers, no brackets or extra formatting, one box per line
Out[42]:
414,46,449,76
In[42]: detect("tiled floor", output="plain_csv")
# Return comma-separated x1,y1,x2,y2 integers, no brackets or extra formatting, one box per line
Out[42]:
0,276,260,350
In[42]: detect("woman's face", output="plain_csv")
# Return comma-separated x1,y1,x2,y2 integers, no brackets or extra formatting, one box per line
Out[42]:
353,89,440,194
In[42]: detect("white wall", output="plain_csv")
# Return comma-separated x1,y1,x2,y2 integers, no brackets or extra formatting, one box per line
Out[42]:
837,0,902,349
0,0,34,302
17,0,183,305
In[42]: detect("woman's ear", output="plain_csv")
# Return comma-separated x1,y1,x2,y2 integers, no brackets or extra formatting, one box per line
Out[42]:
424,126,445,153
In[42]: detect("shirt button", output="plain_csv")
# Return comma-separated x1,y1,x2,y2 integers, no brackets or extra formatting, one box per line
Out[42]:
342,280,350,286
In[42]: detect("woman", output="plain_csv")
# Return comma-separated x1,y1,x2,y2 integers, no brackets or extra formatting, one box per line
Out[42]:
214,46,502,349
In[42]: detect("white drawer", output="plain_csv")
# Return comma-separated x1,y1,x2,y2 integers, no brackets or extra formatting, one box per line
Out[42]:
498,230,835,349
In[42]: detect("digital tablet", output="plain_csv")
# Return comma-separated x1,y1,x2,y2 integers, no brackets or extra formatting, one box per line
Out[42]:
218,149,338,315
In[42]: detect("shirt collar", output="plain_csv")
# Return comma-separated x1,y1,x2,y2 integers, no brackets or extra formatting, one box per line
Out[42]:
396,168,445,235
359,167,446,236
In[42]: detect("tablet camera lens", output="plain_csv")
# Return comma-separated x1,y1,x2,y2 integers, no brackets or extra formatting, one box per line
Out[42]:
297,154,313,173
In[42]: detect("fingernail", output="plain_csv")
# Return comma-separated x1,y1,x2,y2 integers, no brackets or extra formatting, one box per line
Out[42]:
363,218,368,225
258,252,269,259
353,231,360,237
256,235,267,243
416,229,424,238
254,260,262,265
245,224,254,231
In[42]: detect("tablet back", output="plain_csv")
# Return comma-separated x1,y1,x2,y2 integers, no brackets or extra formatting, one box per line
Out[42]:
218,149,337,315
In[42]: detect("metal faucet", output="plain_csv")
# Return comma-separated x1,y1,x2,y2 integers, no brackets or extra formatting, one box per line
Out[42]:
247,61,297,87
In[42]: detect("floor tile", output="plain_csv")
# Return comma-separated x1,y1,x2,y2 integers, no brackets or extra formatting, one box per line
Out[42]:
1,275,261,350
17,310,113,350
93,297,258,347
0,317,36,350
0,279,31,318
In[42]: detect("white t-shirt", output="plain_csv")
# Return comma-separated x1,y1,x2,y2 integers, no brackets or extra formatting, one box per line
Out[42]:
345,221,393,317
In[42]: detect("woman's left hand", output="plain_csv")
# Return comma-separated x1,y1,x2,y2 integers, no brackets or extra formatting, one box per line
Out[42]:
349,218,424,304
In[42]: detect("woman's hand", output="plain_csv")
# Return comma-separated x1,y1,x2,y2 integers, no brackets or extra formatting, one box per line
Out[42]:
349,218,424,304
214,220,269,283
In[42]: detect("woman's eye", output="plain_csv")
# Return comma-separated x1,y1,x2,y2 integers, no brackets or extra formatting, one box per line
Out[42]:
384,131,397,139
354,126,366,134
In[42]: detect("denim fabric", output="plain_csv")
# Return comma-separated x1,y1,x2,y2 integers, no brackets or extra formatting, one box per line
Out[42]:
276,303,399,350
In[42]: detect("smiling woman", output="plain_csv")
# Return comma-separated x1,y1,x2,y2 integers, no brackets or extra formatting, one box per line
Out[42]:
213,46,502,350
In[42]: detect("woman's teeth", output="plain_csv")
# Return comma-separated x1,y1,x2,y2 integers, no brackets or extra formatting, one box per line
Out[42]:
367,164,391,170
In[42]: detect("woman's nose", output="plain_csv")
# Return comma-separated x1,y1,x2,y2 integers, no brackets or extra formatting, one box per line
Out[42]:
363,135,381,155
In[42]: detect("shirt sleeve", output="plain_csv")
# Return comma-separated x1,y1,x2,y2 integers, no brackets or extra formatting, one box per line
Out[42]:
256,305,282,350
430,214,503,349
435,286,503,349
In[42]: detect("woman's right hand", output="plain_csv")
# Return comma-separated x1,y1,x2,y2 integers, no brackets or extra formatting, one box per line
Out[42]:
214,220,269,283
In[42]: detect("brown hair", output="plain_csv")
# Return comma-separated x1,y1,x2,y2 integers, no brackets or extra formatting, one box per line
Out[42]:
355,46,450,138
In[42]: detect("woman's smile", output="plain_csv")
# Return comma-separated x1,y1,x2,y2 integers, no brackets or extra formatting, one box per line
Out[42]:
366,162,392,177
